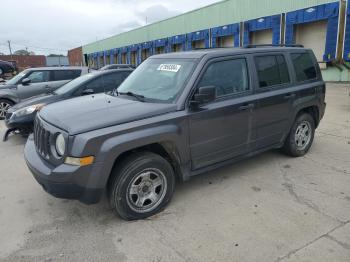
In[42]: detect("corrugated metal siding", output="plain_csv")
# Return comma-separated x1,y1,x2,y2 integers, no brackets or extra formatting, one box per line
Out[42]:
83,0,336,54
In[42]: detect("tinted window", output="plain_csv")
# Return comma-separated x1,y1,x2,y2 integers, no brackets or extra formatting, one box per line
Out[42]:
291,52,317,82
27,71,50,83
100,72,131,93
53,70,81,81
198,59,249,97
84,77,104,93
255,55,290,88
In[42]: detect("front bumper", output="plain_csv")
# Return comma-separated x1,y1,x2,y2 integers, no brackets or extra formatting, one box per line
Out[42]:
5,112,35,131
24,135,104,204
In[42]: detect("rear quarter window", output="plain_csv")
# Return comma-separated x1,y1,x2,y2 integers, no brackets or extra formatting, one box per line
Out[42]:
291,52,317,82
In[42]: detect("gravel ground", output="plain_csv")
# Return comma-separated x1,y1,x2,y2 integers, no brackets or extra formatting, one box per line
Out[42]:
0,83,349,262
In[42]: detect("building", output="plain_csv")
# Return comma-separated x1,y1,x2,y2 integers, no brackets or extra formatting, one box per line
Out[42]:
79,0,350,81
0,55,46,71
46,56,69,67
68,46,84,66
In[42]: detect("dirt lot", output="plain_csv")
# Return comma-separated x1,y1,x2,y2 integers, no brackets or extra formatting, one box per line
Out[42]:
0,83,349,262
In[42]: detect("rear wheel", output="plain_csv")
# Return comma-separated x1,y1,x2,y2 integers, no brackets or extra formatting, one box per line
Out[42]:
109,152,175,220
283,113,315,157
0,99,14,120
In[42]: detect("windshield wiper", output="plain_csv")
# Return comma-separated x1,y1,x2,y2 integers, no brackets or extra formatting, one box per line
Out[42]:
118,91,145,102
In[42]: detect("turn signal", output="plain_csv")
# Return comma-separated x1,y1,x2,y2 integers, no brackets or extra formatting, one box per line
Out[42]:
65,156,95,166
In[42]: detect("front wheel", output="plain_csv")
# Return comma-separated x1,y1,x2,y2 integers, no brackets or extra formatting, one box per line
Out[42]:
0,99,14,120
109,152,175,220
283,113,315,157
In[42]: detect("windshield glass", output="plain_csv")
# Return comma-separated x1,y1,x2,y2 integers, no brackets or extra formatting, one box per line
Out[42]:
117,58,197,103
54,73,96,95
6,70,28,85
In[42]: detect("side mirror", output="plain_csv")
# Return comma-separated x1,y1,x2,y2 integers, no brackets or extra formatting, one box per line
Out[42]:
82,89,94,95
21,78,31,85
191,86,216,106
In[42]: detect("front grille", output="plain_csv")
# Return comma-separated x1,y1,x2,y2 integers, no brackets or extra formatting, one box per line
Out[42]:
34,117,51,159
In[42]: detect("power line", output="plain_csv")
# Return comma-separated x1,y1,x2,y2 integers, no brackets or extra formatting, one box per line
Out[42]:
0,42,67,52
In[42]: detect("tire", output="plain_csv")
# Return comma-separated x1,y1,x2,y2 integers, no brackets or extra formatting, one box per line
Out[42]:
283,113,315,157
0,99,14,120
108,152,176,220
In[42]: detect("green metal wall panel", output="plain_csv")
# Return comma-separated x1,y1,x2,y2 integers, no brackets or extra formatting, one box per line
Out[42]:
83,0,336,54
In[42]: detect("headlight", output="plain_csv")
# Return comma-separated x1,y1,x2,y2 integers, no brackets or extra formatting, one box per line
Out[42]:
55,133,66,157
13,103,46,117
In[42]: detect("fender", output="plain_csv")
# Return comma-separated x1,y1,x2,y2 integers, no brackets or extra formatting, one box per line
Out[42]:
87,123,190,188
0,89,19,104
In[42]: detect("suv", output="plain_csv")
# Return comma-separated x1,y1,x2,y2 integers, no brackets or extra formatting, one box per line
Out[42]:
0,67,89,119
24,47,326,220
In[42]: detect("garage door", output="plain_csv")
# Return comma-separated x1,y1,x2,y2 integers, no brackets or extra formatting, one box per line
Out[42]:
251,29,273,45
216,35,234,47
192,40,205,49
295,20,327,62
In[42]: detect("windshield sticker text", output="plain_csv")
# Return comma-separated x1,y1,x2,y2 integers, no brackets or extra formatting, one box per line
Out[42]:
157,64,181,73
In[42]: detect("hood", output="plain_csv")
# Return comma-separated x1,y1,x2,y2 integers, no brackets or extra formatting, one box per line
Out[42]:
8,93,62,112
39,94,177,135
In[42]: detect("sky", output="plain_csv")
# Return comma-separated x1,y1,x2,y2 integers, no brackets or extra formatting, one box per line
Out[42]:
0,0,221,56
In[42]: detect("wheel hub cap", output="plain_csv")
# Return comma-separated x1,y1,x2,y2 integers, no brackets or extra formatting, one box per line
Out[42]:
295,121,312,150
127,169,167,213
0,102,11,118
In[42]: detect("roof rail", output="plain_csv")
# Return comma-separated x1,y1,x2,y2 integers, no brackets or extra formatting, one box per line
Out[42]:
244,44,304,48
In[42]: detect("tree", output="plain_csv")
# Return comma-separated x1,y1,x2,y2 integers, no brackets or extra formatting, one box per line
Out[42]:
13,49,35,55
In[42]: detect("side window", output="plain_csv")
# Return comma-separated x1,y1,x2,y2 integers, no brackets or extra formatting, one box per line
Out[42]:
83,77,104,94
255,55,290,88
27,71,50,83
198,59,249,97
53,70,81,81
291,52,317,82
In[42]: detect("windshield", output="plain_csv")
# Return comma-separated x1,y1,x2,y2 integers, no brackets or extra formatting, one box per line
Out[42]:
54,73,96,95
117,58,197,103
6,70,28,85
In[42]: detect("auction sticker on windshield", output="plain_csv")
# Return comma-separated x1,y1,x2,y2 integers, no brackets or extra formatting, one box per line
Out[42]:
157,64,181,73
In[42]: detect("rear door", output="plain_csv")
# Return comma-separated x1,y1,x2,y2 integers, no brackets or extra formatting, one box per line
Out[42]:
16,70,51,99
252,53,295,149
50,70,82,91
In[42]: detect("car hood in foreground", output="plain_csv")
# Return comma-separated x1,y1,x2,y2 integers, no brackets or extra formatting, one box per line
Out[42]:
39,94,177,135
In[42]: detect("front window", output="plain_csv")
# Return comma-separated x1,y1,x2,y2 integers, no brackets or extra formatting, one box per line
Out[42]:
117,58,197,103
54,73,95,95
27,71,50,83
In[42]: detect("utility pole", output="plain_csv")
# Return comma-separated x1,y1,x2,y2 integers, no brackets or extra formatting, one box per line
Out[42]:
7,40,12,59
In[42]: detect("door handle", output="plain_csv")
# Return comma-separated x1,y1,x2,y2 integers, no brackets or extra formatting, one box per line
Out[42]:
44,85,50,88
238,103,254,111
284,93,296,99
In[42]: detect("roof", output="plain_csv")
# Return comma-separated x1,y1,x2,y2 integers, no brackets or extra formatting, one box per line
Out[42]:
151,46,307,59
27,66,88,71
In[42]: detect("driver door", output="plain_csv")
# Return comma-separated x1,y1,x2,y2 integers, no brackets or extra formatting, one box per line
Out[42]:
17,70,51,99
188,57,256,170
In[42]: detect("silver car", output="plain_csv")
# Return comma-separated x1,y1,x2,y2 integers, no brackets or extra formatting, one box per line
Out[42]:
0,67,89,119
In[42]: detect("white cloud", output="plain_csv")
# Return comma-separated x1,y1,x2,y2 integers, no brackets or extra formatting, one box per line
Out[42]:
0,0,220,56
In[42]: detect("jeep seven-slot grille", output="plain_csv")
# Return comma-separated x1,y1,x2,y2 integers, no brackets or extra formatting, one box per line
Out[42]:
34,117,51,159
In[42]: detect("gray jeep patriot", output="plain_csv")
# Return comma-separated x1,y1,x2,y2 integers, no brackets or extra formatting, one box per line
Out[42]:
24,46,326,220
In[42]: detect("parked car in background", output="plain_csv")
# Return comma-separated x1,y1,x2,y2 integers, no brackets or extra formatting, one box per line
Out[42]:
0,60,15,77
4,68,133,140
100,64,135,70
0,67,89,119
24,46,326,220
